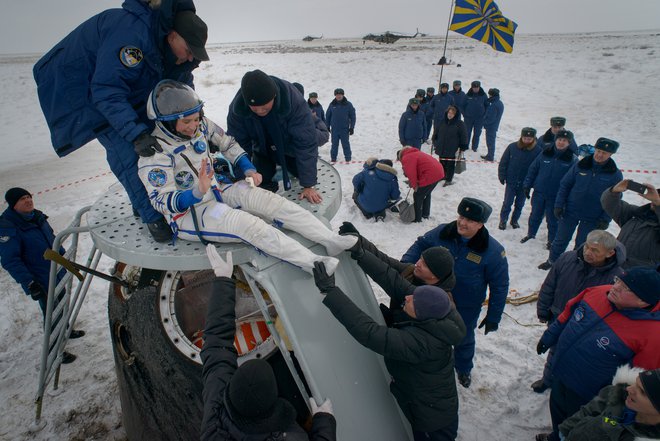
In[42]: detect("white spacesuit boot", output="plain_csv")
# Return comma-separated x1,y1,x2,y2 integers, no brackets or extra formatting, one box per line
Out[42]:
222,183,357,256
177,203,338,275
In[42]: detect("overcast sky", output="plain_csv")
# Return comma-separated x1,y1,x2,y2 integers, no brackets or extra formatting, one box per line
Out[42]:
2,0,659,55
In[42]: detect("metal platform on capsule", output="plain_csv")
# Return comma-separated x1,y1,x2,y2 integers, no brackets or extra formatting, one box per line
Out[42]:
86,159,342,270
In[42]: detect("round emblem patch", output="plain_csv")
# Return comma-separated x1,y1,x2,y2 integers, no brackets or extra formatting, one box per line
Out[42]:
175,171,194,189
148,168,167,187
0,236,9,243
119,47,143,68
573,306,585,322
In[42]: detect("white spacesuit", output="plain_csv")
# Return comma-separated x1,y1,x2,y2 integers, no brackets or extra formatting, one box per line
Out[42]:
138,80,355,274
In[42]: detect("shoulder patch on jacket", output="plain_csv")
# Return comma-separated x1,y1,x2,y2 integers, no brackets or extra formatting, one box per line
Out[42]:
466,252,482,264
148,168,167,187
119,47,143,68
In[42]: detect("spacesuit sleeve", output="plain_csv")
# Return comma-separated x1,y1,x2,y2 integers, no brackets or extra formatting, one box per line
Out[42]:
137,153,200,216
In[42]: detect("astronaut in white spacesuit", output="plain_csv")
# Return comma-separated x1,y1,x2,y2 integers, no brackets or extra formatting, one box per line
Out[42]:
138,80,356,274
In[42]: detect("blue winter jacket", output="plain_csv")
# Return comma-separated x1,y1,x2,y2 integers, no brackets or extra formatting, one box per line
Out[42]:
483,96,504,130
429,93,454,127
226,76,319,189
401,222,509,324
555,155,623,222
498,140,542,187
398,106,427,147
33,0,199,157
448,89,466,114
352,159,401,214
524,146,577,197
541,285,660,402
463,87,487,120
308,100,326,123
0,208,65,295
537,242,625,319
326,97,356,133
420,97,433,126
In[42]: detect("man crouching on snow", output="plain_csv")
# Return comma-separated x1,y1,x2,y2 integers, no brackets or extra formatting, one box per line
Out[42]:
137,80,356,274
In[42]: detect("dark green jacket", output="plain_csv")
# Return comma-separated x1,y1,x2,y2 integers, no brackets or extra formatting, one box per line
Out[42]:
560,383,660,441
322,250,466,432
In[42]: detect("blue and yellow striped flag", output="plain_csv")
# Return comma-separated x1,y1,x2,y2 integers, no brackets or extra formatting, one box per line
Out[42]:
449,0,518,53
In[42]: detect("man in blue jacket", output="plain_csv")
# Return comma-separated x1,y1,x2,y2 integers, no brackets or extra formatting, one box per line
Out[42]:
463,81,488,152
325,88,356,163
448,80,466,115
537,116,578,154
539,138,624,270
424,87,435,140
399,98,427,149
429,83,454,135
522,130,577,248
352,158,400,221
401,197,509,389
227,70,323,204
481,88,504,161
497,127,541,230
33,0,209,242
0,188,84,364
532,230,625,393
535,267,660,441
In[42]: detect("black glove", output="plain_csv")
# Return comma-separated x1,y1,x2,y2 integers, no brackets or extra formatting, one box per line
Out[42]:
208,140,220,154
133,132,162,157
537,310,552,324
478,317,498,335
536,339,550,355
553,207,564,220
595,220,610,230
28,281,46,301
338,221,359,236
499,178,505,185
524,188,531,199
313,262,335,293
349,128,354,136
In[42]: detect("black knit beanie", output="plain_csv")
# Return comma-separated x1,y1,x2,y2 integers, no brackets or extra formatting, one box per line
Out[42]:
241,70,277,106
421,247,456,290
639,369,660,413
5,187,31,208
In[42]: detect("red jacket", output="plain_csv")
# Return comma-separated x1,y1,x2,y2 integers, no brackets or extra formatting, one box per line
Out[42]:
400,147,445,189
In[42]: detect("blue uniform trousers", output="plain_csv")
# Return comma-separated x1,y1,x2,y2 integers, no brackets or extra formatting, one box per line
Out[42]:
527,192,559,242
549,214,597,262
454,307,481,374
484,128,497,161
330,130,351,161
499,184,526,224
463,117,483,151
98,131,162,223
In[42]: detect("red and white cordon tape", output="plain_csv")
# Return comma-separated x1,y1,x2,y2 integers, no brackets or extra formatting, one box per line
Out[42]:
32,171,114,196
330,157,658,174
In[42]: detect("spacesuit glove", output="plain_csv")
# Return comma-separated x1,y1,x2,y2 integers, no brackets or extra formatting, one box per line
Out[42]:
133,132,162,157
313,261,335,294
28,281,46,301
205,245,233,278
478,317,498,335
309,397,334,416
338,221,359,236
536,338,550,355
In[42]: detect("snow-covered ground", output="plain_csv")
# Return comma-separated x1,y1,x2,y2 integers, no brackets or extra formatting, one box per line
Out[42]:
0,32,659,440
